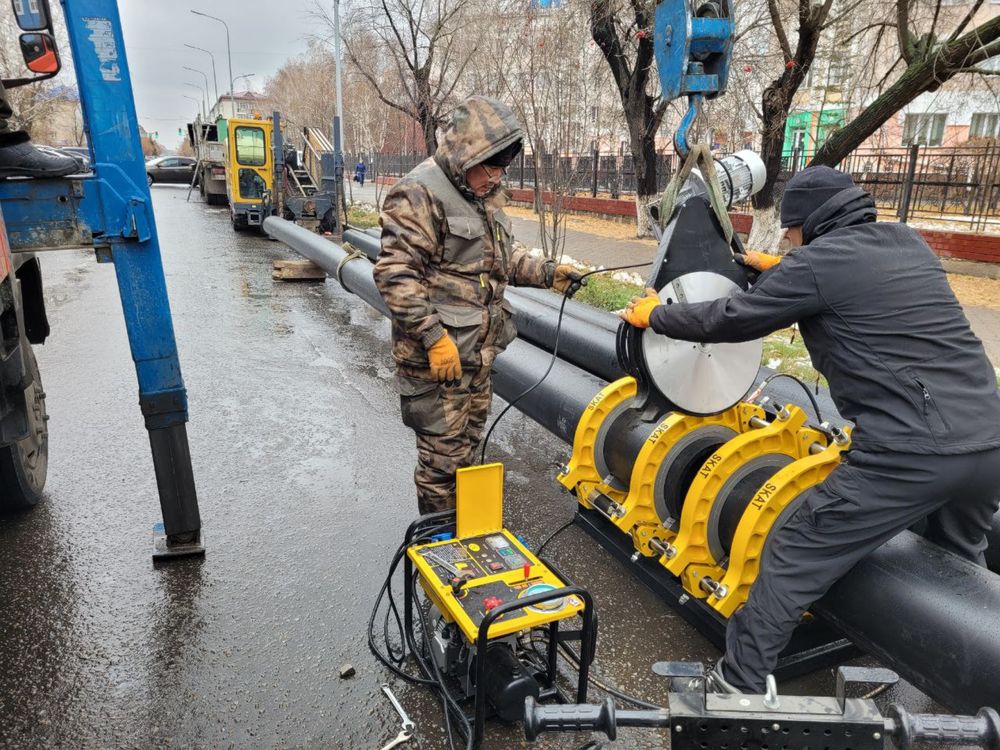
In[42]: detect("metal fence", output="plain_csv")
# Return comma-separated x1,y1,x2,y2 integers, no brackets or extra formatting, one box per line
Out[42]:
356,143,1000,230
779,143,1000,232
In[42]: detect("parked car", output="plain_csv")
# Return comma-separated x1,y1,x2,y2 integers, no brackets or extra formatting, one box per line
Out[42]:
146,156,197,185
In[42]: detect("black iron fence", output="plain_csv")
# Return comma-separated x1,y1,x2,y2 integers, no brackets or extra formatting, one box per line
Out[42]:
352,143,1000,230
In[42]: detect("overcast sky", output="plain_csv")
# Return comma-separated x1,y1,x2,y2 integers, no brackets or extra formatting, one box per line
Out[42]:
118,1,324,149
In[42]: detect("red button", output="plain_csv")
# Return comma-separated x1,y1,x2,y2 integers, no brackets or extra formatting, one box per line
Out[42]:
483,596,503,612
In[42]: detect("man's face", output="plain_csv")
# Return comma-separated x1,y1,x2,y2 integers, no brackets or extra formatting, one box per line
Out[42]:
784,225,804,248
465,163,505,197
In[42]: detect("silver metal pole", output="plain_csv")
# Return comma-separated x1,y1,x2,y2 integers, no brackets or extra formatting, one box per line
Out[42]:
183,82,206,117
191,11,234,103
184,44,218,104
333,0,345,153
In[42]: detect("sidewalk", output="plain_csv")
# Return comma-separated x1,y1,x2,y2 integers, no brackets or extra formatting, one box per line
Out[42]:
347,181,656,269
347,180,1000,366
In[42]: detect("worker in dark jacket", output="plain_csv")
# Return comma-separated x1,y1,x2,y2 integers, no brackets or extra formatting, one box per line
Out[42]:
375,96,582,514
622,165,1000,694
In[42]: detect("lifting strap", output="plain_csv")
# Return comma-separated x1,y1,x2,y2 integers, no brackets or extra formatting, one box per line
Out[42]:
657,143,734,246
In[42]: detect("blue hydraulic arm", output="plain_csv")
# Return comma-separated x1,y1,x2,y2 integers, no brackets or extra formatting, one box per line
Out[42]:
0,0,204,557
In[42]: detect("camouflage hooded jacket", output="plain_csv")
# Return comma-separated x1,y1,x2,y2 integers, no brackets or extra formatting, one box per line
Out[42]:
374,96,553,373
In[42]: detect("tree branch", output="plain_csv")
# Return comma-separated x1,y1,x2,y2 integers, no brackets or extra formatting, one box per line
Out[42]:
947,0,985,45
768,0,792,60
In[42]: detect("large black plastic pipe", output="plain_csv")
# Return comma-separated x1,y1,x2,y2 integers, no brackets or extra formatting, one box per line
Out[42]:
268,218,1000,712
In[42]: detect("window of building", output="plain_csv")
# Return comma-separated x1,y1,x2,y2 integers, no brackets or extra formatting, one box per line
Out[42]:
970,112,1000,139
235,126,266,166
902,113,946,146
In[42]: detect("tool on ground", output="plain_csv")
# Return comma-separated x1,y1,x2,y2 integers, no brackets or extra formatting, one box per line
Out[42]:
378,728,412,750
380,684,416,732
524,663,1000,749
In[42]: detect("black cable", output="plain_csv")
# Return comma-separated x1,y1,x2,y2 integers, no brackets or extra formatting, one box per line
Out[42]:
479,262,651,464
537,516,575,556
750,371,824,424
409,572,474,750
368,523,453,686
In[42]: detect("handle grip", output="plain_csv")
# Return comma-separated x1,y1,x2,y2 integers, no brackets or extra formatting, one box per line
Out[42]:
890,706,1000,749
523,697,617,742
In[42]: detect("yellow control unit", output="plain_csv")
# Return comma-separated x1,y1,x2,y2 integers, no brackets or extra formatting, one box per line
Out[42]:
408,463,586,643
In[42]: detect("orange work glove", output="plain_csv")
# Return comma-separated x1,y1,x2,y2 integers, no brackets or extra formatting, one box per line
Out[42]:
735,250,782,272
620,287,661,329
428,332,462,383
552,264,586,296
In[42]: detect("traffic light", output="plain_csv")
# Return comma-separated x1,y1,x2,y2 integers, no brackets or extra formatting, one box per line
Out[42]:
154,131,159,140
178,128,183,137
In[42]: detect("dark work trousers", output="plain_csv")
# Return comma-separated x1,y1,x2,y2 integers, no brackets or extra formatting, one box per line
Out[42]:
721,447,1000,693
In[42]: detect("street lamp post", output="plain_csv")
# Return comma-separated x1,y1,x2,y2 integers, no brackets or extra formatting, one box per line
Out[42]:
184,43,218,104
332,0,346,228
183,65,210,118
233,73,255,92
183,83,206,117
191,10,234,103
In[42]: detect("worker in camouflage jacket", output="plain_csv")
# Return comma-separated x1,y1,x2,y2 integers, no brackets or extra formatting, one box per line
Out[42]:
375,96,582,514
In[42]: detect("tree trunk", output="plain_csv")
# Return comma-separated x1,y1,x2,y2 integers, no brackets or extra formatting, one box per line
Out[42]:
631,116,659,237
415,71,437,156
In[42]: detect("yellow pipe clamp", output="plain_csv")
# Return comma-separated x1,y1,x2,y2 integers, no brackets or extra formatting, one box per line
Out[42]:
557,377,636,510
660,405,827,599
707,427,851,617
617,402,764,557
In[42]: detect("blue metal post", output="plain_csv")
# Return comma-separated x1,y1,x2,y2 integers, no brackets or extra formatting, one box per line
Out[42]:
61,0,203,554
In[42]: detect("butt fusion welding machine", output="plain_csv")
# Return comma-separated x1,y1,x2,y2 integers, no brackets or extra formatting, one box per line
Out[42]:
379,0,1000,746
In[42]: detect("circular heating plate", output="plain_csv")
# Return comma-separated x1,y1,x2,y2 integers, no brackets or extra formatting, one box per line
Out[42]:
641,272,762,415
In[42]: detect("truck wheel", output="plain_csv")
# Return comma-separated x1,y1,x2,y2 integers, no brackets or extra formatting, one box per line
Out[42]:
0,346,48,511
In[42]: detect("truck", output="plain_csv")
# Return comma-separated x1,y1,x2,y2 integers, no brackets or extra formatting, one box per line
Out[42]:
186,114,227,206
0,0,204,558
222,113,341,233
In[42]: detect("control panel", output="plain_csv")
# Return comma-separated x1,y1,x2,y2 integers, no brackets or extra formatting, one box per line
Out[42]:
410,528,584,643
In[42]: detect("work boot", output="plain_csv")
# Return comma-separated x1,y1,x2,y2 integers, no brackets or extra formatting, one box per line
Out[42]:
0,131,82,178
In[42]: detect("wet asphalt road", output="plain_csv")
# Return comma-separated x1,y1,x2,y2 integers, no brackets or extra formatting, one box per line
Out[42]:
0,185,941,749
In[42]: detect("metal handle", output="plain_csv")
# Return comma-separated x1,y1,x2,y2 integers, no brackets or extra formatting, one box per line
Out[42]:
889,706,1000,749
523,696,617,741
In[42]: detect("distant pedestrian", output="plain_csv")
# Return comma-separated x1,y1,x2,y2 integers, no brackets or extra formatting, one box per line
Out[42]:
354,159,367,187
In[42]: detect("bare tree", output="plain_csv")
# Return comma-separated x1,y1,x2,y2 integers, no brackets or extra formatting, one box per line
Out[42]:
312,0,478,156
748,0,836,245
590,0,668,238
813,1,1000,165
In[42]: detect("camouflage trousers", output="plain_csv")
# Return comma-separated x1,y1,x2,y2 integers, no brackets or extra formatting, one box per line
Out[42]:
396,365,494,514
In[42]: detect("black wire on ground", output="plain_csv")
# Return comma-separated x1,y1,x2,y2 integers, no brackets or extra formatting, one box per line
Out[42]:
522,632,667,711
537,517,575,556
479,262,652,464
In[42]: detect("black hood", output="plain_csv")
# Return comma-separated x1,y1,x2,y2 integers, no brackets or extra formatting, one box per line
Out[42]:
802,187,877,244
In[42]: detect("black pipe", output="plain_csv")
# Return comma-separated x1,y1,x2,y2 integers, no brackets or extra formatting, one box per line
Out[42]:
817,532,1000,713
268,217,1000,711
